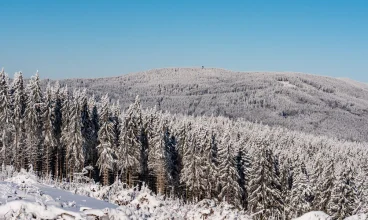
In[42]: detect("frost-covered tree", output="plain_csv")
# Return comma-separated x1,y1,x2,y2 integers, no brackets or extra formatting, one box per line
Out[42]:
235,144,251,209
248,140,284,219
42,83,55,176
24,72,43,174
11,72,26,170
180,124,206,202
51,82,63,180
316,161,335,213
0,69,13,166
288,165,313,218
328,167,357,219
202,129,219,200
87,95,100,181
96,94,115,185
63,90,85,180
217,131,242,207
117,96,141,187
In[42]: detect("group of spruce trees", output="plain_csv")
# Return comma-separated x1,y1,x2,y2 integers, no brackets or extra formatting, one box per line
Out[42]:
0,69,367,219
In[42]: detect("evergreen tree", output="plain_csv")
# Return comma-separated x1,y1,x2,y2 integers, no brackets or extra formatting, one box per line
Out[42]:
24,72,43,174
96,94,115,185
117,96,141,187
42,83,55,176
51,82,63,180
316,161,335,213
235,144,251,209
0,69,13,166
328,167,357,219
218,131,242,207
11,72,26,170
248,140,284,219
180,124,206,202
88,95,100,181
288,165,313,218
63,90,85,180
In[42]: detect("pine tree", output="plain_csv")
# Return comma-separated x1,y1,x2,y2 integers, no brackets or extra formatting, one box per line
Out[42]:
63,90,85,180
328,167,357,219
0,69,13,166
248,140,284,219
42,83,55,176
288,164,313,218
51,82,63,180
24,72,43,174
316,161,335,213
180,124,206,202
11,72,26,170
202,129,219,200
96,94,115,186
88,95,100,181
60,85,70,179
218,131,242,207
117,96,141,187
235,144,251,209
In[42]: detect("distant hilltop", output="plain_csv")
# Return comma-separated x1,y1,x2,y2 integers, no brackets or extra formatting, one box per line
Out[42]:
49,67,368,142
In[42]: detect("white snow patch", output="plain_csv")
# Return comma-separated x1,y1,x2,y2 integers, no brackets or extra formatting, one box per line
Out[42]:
293,211,330,220
279,80,297,88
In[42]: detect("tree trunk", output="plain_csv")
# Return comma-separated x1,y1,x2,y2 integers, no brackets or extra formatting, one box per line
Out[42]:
103,168,109,186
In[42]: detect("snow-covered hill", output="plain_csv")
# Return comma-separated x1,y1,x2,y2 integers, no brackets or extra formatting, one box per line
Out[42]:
1,169,366,219
50,68,368,142
0,168,251,219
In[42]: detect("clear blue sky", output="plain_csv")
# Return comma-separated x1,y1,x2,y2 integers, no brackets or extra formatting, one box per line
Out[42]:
0,1,367,82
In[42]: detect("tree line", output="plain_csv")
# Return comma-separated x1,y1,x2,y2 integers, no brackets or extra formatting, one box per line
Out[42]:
0,69,367,219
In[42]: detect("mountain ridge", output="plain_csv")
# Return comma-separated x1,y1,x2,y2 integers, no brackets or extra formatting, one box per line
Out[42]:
47,67,368,142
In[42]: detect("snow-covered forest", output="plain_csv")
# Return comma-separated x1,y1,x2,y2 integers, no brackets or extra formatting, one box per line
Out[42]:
1,69,368,219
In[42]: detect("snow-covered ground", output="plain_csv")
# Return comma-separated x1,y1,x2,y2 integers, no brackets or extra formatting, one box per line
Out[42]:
0,169,252,219
0,168,365,219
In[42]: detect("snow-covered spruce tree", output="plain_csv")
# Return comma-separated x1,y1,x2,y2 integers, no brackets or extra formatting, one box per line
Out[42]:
164,123,180,198
51,82,63,180
63,90,85,180
316,161,335,213
41,83,55,176
202,128,219,200
148,120,167,195
24,72,43,174
310,159,324,210
110,100,121,179
0,69,13,166
141,106,159,189
96,94,115,186
281,157,295,217
11,72,27,171
356,158,368,213
217,130,242,207
235,142,251,209
117,96,141,187
180,124,206,202
60,85,70,179
147,118,180,197
288,164,313,218
327,167,358,219
248,139,284,219
87,95,100,181
80,89,95,171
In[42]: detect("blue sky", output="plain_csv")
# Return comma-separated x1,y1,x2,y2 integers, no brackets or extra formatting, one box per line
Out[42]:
0,1,367,82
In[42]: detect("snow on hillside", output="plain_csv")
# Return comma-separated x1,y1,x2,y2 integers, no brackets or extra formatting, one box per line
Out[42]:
53,67,368,142
293,211,330,220
0,168,251,219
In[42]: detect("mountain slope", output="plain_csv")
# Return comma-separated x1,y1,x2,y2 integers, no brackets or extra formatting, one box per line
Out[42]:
52,67,368,142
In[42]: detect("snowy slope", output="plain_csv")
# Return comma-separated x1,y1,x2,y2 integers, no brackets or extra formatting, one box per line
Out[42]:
0,170,251,219
51,67,368,142
1,171,365,219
